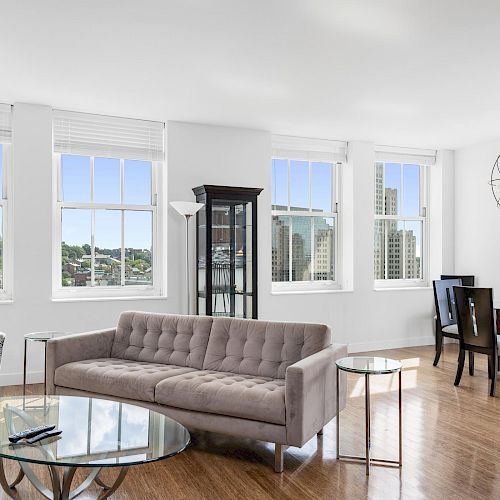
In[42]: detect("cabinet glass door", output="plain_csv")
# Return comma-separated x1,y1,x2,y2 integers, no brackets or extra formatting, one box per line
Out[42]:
211,200,253,318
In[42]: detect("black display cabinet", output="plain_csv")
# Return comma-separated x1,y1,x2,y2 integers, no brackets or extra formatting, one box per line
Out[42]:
193,185,263,319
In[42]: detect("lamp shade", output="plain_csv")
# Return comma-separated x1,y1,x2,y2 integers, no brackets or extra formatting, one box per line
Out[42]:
170,201,204,216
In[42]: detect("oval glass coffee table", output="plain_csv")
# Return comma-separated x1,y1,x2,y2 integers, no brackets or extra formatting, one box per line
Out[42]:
336,356,402,476
0,395,190,499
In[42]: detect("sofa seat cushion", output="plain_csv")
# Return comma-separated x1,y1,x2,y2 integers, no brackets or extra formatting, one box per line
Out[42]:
54,358,197,403
155,370,286,425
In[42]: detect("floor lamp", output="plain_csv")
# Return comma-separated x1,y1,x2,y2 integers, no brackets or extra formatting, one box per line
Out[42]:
170,201,204,314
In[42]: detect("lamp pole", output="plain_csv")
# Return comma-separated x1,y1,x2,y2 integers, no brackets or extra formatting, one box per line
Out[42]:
170,201,204,315
184,214,192,315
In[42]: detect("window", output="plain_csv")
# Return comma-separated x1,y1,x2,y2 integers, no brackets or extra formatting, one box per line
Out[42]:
0,104,12,299
271,136,345,291
53,111,164,298
374,157,429,286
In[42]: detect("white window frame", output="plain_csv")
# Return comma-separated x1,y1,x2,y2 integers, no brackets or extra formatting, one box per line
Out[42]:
272,155,342,293
0,143,12,300
374,161,429,289
52,154,164,300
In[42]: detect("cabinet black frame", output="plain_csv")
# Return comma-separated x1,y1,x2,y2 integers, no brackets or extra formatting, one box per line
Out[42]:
193,185,263,319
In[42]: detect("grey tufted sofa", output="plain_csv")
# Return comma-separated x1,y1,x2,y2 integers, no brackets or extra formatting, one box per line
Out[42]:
46,311,347,472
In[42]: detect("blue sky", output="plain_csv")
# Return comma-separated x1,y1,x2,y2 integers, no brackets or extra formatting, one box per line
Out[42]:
272,159,334,213
61,155,152,250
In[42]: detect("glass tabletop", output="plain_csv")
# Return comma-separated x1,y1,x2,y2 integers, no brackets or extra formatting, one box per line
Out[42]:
0,396,190,468
24,332,68,342
336,356,402,374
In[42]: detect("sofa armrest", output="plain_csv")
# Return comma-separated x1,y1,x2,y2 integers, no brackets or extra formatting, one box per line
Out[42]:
45,328,116,394
285,343,348,447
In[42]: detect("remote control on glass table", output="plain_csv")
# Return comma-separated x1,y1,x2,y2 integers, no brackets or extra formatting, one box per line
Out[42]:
8,425,56,443
25,429,62,444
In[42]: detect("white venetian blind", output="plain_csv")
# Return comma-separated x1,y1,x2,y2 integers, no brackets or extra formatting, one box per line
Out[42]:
53,110,164,161
272,135,347,163
375,145,436,166
0,104,12,144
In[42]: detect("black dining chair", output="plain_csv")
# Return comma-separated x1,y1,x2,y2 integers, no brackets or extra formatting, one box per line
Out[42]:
440,275,475,287
433,279,465,366
453,286,499,396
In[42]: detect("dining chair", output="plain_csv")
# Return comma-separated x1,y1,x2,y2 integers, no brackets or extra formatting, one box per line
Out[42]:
453,286,499,396
433,279,465,367
0,333,4,364
432,278,474,375
440,275,475,287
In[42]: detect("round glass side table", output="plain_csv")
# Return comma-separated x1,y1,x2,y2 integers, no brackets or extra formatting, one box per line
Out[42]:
336,356,402,476
23,332,67,396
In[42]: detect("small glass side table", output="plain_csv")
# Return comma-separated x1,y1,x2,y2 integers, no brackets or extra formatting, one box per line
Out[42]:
336,356,402,476
23,332,67,396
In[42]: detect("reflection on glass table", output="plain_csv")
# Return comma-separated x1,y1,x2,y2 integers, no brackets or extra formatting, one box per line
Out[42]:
0,395,189,499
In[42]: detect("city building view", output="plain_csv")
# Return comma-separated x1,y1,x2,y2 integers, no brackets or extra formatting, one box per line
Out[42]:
374,163,421,280
272,209,335,282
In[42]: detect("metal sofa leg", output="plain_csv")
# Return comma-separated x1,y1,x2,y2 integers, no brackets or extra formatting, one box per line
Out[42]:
274,444,284,473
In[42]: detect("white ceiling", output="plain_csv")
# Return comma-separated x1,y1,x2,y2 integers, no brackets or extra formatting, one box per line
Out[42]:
2,1,500,149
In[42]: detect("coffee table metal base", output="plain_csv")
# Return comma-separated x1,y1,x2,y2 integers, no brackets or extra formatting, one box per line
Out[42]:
0,459,128,500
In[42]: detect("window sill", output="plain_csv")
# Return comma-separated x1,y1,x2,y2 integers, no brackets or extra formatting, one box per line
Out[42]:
374,286,432,292
271,288,353,296
52,295,168,303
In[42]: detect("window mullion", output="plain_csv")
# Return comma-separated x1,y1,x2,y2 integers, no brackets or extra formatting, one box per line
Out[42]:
91,208,95,287
384,220,388,280
402,221,406,280
121,210,126,287
288,216,293,282
310,217,314,281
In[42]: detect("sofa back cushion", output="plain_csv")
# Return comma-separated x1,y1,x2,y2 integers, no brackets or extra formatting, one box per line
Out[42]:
111,311,213,369
203,317,331,379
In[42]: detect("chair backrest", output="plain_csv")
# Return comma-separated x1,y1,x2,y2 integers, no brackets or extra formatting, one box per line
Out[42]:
433,279,462,327
441,274,475,287
0,333,5,365
453,286,496,350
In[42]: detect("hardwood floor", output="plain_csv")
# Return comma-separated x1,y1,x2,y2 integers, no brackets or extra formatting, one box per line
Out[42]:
1,344,499,499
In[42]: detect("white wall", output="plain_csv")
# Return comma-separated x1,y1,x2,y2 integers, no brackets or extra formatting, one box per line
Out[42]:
455,139,500,302
0,104,178,385
168,126,452,352
0,105,453,385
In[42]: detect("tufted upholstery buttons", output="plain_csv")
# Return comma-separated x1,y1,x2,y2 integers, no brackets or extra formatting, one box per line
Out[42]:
54,358,197,402
111,311,213,369
155,370,287,424
203,317,331,379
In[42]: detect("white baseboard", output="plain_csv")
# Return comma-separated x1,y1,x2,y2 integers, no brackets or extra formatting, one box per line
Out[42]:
348,335,435,353
0,371,44,387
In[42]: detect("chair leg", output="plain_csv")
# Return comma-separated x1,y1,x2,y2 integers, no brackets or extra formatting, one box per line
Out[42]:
490,355,497,397
433,329,443,366
454,349,465,386
468,351,475,376
274,444,284,473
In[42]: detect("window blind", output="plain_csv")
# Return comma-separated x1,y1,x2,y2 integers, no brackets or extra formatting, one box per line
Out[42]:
375,145,436,166
272,135,347,163
0,104,12,144
53,110,164,161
